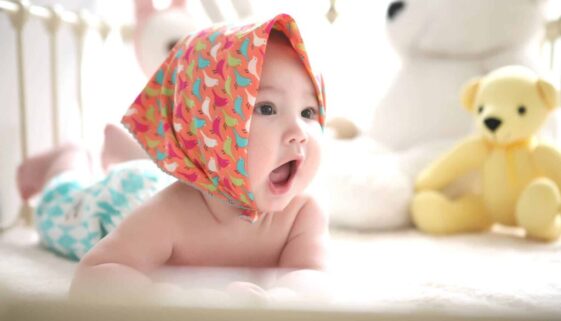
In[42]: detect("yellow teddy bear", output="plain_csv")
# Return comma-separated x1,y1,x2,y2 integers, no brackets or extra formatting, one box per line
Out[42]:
411,65,561,241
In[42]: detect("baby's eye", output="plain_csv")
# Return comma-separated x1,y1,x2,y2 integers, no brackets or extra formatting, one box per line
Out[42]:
254,103,276,116
301,107,318,120
517,105,527,116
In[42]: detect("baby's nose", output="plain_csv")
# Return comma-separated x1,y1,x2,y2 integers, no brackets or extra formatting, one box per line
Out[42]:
287,136,307,144
484,117,502,132
286,132,307,145
284,122,308,145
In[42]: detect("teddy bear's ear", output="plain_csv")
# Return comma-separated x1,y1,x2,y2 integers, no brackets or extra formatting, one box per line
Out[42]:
134,0,155,23
461,78,480,112
171,0,186,8
537,79,560,110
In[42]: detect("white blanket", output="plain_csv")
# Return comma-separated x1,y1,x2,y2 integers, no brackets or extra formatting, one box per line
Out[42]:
1,226,560,318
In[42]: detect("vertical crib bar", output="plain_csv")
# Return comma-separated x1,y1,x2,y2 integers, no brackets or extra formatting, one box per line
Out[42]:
327,0,338,23
46,5,62,146
546,18,561,87
75,11,88,142
549,36,556,72
10,1,29,161
550,41,555,70
9,0,33,226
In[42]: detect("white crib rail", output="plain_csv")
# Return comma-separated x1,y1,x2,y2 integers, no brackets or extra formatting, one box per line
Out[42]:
0,0,130,229
546,15,561,85
0,0,128,148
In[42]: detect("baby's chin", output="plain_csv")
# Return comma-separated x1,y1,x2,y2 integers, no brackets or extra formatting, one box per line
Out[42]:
254,194,295,214
256,201,290,214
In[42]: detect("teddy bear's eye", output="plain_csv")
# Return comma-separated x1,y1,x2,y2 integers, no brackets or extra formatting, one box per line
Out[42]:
478,105,484,114
517,105,527,116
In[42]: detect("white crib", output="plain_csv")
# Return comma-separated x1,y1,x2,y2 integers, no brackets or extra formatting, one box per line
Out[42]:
0,0,142,230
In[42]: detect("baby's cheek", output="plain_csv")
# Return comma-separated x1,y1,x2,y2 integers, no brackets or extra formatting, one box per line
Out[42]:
303,142,322,184
247,144,272,176
309,134,323,163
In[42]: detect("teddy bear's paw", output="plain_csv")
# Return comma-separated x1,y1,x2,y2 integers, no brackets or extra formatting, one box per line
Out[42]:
516,178,561,241
412,192,490,234
411,191,452,234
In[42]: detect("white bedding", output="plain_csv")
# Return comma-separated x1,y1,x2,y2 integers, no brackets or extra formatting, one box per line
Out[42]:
1,225,561,319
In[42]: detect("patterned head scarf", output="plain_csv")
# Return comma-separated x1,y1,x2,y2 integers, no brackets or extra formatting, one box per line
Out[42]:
122,13,326,222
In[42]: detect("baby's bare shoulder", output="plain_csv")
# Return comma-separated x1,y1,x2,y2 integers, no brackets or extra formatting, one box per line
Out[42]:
292,193,324,214
147,181,204,219
152,180,197,202
276,194,328,269
285,194,327,232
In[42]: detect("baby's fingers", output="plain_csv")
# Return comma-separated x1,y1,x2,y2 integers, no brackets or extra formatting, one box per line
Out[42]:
226,281,270,304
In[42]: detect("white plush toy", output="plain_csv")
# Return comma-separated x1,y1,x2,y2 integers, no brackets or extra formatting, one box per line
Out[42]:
134,0,253,76
324,0,551,230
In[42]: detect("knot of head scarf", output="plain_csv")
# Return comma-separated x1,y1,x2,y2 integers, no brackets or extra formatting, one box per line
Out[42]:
122,13,326,222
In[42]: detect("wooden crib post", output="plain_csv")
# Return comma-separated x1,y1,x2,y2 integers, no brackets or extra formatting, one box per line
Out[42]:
44,5,63,146
547,18,561,88
546,18,560,70
74,10,88,143
9,0,30,162
326,0,338,23
8,0,34,226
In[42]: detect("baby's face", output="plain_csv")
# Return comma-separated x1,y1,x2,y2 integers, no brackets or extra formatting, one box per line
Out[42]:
247,36,322,213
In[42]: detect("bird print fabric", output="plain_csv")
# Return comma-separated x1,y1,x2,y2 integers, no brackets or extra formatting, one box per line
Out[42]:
122,14,326,222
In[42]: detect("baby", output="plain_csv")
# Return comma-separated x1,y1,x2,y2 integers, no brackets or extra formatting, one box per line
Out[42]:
17,14,328,301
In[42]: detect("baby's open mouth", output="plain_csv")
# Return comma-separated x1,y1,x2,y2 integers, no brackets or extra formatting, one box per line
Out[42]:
269,160,299,193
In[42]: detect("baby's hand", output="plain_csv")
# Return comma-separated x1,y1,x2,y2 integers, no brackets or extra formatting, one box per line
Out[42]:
266,287,300,302
154,281,305,306
226,281,270,304
226,282,303,305
152,282,230,305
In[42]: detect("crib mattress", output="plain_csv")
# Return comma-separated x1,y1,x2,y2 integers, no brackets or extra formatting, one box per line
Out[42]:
1,225,560,320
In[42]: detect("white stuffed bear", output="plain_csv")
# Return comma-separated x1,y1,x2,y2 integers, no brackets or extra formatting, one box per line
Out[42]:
324,0,550,230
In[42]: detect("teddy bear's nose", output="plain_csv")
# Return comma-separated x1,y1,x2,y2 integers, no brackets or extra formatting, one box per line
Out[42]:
387,1,406,21
484,117,502,132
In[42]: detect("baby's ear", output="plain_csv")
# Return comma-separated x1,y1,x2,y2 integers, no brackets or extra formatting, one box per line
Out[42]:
461,78,481,112
536,79,560,110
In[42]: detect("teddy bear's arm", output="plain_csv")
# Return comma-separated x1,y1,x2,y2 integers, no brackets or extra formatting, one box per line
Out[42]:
415,137,488,191
533,144,561,188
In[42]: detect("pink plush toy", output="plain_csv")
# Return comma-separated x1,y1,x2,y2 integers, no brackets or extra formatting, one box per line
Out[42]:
133,0,254,76
134,0,198,76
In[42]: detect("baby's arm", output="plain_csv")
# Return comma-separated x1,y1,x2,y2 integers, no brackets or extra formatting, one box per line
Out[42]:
227,198,330,303
70,193,175,300
279,197,329,270
272,197,331,301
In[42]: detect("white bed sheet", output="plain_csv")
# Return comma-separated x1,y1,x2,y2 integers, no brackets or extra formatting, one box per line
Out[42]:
1,225,560,319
